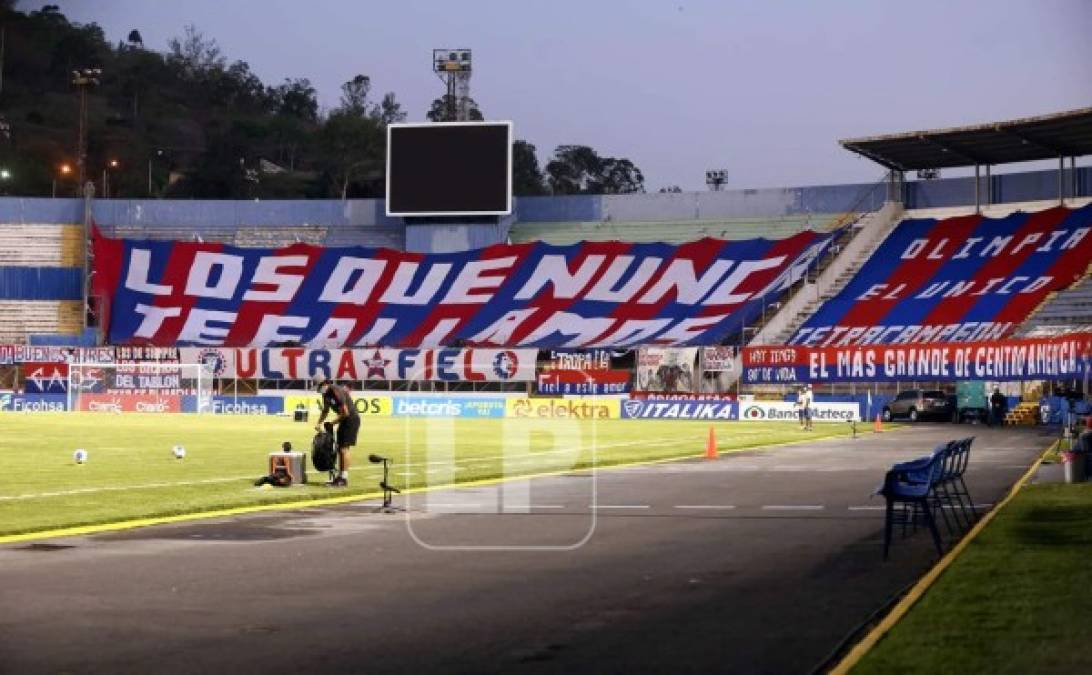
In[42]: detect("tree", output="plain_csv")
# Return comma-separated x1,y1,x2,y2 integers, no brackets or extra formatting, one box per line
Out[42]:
166,24,224,79
425,95,483,122
317,111,383,199
338,74,372,116
546,145,644,195
545,145,601,195
376,92,406,125
336,75,405,125
270,78,318,122
599,157,644,194
117,46,168,121
512,140,545,196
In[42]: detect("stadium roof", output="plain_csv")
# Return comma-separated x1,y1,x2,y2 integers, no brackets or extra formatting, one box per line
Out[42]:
840,107,1092,171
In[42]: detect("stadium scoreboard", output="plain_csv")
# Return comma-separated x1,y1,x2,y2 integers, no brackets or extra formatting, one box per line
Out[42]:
386,121,513,217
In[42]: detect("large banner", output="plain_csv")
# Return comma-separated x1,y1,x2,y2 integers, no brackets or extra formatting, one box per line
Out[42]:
181,347,536,381
790,204,1092,347
742,333,1092,384
92,229,834,348
635,347,698,392
537,348,630,394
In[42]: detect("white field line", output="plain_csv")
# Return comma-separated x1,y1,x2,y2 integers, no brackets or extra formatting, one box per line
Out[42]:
0,435,695,502
761,505,825,511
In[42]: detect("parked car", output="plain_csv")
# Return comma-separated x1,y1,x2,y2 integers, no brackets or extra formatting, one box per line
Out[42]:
882,389,953,422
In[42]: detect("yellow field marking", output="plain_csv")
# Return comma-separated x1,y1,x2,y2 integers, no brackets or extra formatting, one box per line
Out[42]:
829,440,1054,675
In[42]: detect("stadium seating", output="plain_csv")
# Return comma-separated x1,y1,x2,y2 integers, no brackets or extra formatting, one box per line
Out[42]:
1016,275,1092,337
0,223,84,343
786,202,1092,346
0,300,82,343
509,214,846,245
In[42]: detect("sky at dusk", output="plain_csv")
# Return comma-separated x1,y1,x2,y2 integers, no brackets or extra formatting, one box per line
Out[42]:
37,0,1092,191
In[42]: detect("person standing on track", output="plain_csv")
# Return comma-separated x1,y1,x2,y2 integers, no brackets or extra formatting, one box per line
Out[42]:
315,379,360,487
803,384,814,431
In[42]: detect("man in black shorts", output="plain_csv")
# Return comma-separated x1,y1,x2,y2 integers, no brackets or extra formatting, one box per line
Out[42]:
315,379,360,487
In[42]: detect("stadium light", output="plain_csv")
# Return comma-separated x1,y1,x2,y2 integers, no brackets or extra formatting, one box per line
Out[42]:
0,169,9,180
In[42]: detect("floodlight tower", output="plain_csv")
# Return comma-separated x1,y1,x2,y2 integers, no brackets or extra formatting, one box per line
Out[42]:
705,169,728,191
432,49,472,121
72,68,102,192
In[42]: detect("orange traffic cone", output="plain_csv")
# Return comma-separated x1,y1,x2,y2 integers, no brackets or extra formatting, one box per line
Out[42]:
705,426,718,459
874,413,883,433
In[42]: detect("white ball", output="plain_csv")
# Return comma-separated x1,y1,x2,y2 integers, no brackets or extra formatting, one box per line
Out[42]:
172,445,186,460
73,449,88,464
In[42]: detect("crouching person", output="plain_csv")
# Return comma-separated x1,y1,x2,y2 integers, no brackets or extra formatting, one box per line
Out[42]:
315,379,360,487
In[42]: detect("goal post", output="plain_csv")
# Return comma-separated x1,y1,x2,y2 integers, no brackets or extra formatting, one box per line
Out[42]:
67,362,214,413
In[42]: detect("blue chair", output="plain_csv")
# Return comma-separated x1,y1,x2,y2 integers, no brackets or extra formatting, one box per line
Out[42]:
878,448,946,559
946,437,977,523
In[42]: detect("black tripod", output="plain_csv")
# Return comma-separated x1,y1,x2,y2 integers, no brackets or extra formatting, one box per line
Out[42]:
369,454,402,511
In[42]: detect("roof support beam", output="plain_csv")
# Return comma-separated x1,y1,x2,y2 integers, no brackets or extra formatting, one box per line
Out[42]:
994,126,1067,156
842,144,906,172
916,134,984,165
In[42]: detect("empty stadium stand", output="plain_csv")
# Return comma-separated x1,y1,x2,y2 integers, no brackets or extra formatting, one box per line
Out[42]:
92,199,405,249
0,220,84,342
0,300,82,343
751,203,905,346
509,214,845,245
780,201,1092,347
1016,276,1092,337
1,160,1088,345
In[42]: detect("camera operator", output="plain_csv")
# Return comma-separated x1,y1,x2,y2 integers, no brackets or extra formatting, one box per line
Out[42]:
315,379,360,487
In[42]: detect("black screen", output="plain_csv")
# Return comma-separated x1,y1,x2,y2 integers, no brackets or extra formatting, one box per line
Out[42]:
387,123,511,216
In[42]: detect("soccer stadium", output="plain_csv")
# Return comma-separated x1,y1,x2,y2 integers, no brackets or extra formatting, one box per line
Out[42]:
1,3,1091,674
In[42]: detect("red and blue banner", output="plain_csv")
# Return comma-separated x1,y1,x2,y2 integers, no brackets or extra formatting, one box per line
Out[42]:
21,362,69,394
92,229,834,348
790,204,1092,347
178,347,537,382
742,333,1092,384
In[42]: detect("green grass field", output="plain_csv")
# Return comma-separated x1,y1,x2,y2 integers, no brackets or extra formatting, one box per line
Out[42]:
0,412,859,536
854,483,1092,674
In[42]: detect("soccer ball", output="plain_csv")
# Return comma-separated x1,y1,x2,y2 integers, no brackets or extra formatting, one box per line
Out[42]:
73,449,88,464
172,445,186,460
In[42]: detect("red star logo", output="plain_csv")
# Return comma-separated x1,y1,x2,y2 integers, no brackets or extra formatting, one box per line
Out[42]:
365,350,390,379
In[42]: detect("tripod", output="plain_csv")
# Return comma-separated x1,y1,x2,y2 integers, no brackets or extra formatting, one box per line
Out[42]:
369,454,402,511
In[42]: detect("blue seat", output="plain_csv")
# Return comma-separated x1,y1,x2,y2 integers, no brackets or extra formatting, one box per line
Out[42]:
878,447,947,559
946,437,977,523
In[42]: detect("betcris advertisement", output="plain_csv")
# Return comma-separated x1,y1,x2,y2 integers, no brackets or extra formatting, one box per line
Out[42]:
621,399,737,420
0,393,69,412
393,396,507,419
